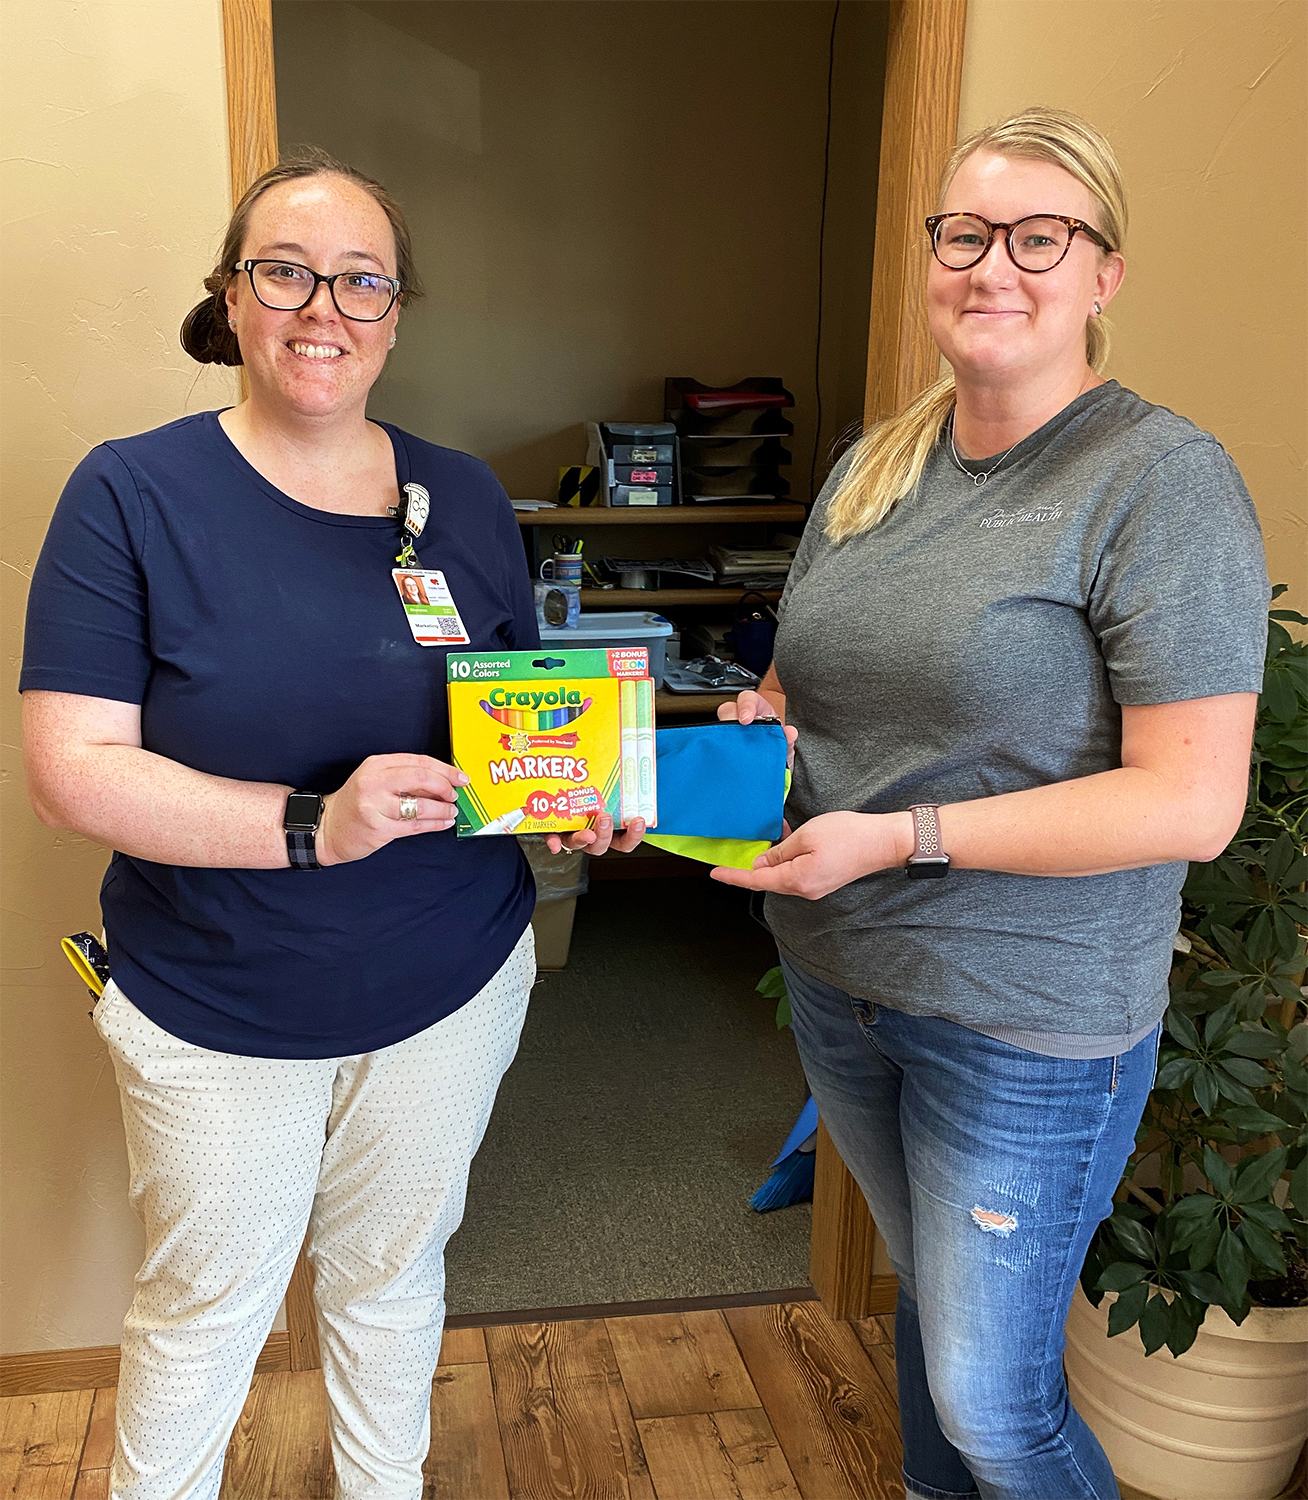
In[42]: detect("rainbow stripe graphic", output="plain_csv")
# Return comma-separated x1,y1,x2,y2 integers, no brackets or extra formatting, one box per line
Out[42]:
479,697,592,732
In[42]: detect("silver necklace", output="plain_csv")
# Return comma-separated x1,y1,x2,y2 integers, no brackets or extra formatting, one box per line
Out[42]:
948,416,1022,486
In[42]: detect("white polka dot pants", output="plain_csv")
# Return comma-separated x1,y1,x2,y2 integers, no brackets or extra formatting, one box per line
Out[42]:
94,925,535,1500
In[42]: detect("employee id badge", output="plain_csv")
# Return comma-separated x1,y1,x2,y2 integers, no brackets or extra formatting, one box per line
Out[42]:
392,569,472,646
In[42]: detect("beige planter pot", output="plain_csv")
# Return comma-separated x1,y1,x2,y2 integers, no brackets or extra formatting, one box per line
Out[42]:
1064,1285,1307,1500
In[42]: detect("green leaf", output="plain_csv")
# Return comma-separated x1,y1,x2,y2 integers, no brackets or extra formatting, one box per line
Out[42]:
1198,970,1242,990
1138,1292,1172,1356
1187,1218,1224,1271
1262,666,1299,724
1097,1262,1149,1292
1164,1296,1204,1357
1165,1007,1201,1051
1240,1199,1291,1232
1220,1056,1273,1089
1177,1269,1226,1303
1155,1057,1197,1089
1288,1025,1308,1064
1210,925,1250,967
1222,1029,1281,1059
1110,1214,1157,1262
1246,911,1276,964
1168,1192,1221,1219
775,993,792,1030
1237,1217,1287,1275
1106,1281,1149,1337
1264,832,1307,887
1288,1156,1307,1217
1216,1228,1251,1306
755,967,788,999
1193,1066,1220,1115
1205,1001,1240,1045
1214,1071,1259,1108
1232,1146,1289,1204
1221,1105,1290,1136
1202,1146,1235,1196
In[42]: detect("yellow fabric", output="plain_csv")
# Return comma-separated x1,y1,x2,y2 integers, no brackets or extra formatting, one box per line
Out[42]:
644,832,771,870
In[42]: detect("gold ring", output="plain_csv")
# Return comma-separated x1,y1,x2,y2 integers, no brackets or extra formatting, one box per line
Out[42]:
398,795,419,821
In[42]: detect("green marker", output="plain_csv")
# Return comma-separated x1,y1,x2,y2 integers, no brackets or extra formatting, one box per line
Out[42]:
635,676,656,827
619,678,639,827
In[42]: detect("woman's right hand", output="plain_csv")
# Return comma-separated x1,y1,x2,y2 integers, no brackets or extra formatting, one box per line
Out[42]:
317,753,468,866
719,691,798,765
718,690,779,726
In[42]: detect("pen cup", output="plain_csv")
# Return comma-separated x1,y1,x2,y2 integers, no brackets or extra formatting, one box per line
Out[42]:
540,554,584,586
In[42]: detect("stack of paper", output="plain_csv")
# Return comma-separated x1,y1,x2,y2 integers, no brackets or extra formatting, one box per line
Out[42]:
708,546,793,583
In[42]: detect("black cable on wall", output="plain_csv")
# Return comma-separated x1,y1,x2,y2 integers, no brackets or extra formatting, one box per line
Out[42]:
810,0,841,506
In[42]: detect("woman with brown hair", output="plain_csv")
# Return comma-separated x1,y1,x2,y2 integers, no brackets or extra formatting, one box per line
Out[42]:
720,109,1269,1498
21,147,641,1499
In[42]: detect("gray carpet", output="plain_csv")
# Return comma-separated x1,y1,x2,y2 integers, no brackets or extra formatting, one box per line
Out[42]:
444,878,813,1315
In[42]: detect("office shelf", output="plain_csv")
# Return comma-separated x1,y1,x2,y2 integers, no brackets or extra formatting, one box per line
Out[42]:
654,690,734,717
515,504,805,527
579,587,782,607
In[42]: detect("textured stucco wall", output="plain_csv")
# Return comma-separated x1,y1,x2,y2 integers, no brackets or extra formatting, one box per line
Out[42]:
0,0,237,1353
958,0,1307,613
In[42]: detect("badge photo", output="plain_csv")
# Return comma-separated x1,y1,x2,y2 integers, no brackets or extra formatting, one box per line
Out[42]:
392,568,472,646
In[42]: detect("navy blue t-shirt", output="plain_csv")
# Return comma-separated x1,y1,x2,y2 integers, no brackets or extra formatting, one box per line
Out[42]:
20,411,539,1057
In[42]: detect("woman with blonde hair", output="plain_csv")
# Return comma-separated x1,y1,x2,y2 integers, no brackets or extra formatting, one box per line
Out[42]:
720,108,1269,1499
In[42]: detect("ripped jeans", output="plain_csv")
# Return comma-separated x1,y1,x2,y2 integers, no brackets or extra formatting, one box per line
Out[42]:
780,956,1159,1500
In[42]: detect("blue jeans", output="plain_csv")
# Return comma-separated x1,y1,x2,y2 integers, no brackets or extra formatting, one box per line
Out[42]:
781,956,1159,1500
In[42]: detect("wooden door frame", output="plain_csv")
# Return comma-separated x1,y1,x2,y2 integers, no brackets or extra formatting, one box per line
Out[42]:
813,0,969,1321
219,0,969,1338
220,0,326,1372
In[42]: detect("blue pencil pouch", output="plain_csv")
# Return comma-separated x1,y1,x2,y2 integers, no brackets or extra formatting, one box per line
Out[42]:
648,721,788,842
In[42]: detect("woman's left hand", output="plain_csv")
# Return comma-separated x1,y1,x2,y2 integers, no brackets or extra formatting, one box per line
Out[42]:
546,813,645,858
710,810,912,898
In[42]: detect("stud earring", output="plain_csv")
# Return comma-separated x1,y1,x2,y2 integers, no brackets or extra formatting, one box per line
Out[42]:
389,336,396,347
1093,302,1102,316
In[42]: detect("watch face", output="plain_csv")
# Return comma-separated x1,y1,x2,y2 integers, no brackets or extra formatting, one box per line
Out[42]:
906,857,950,879
285,792,322,832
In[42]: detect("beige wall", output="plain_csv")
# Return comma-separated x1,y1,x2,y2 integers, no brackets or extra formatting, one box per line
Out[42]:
0,0,237,1352
958,0,1308,613
273,0,886,503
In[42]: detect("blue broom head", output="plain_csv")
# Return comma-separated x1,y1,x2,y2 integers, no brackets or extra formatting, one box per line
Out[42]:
750,1149,816,1212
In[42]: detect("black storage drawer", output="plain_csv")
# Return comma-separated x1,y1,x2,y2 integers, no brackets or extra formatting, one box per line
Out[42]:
611,443,675,465
612,463,675,485
610,484,674,507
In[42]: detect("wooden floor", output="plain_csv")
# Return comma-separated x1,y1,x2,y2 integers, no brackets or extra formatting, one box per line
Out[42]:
0,1301,905,1500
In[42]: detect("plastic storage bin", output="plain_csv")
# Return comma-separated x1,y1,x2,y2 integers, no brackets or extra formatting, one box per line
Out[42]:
538,611,674,688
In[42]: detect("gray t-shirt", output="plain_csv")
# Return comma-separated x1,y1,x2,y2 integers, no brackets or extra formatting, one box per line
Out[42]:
768,381,1269,1042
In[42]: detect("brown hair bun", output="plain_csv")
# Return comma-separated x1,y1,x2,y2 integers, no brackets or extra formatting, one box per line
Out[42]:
180,289,242,367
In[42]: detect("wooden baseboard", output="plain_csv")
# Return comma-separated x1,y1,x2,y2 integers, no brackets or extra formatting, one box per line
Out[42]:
1,1330,292,1397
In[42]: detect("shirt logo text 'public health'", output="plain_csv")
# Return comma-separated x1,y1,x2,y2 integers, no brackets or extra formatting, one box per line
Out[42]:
979,504,1064,530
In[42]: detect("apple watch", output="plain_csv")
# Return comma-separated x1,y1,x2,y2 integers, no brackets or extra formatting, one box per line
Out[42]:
284,790,324,871
905,803,950,879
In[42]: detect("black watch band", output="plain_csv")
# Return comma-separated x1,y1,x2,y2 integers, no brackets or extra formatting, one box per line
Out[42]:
905,803,950,879
284,790,324,871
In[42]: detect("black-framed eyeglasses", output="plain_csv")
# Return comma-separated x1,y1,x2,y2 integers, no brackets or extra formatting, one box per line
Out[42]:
925,213,1114,273
233,259,402,321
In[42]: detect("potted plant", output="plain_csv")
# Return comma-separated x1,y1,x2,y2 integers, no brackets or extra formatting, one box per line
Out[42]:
1065,587,1308,1500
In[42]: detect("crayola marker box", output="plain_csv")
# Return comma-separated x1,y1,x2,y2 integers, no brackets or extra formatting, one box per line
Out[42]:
447,647,658,836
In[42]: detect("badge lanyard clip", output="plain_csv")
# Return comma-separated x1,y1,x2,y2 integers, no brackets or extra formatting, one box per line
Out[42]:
389,482,430,568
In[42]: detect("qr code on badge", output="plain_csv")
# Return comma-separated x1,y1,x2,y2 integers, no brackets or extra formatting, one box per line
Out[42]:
435,617,466,636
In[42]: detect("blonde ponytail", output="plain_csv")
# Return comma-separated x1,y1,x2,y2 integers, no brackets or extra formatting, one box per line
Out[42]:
825,106,1126,545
